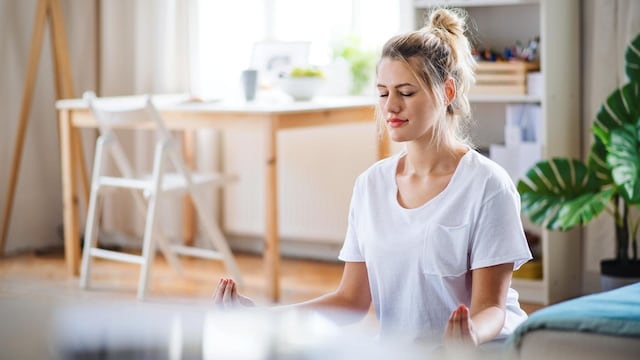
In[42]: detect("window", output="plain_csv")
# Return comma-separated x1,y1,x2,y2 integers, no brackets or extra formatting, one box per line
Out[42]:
191,0,400,99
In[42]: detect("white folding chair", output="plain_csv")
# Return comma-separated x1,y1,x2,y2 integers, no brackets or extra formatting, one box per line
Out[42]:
79,91,243,300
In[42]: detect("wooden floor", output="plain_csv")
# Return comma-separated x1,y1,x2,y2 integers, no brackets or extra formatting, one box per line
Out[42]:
0,248,542,313
1,248,545,359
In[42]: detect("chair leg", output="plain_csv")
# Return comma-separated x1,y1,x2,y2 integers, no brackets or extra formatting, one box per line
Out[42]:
80,187,102,289
80,140,107,289
153,226,183,275
131,189,182,274
190,192,243,287
137,142,167,300
137,192,160,300
168,146,243,286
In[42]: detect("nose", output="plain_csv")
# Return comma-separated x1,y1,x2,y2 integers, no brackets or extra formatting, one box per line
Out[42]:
384,92,401,115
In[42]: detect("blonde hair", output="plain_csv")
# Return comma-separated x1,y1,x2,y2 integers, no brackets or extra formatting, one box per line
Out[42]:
376,8,476,149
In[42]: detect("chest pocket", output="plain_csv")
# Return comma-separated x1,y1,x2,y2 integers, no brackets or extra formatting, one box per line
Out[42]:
422,223,470,277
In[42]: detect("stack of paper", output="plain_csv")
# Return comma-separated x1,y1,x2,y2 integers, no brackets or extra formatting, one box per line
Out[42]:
490,104,543,184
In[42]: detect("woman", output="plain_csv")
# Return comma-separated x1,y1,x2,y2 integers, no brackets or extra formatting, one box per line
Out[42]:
214,7,532,349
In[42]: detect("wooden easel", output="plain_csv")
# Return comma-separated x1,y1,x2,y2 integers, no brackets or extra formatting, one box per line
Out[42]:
1,0,88,254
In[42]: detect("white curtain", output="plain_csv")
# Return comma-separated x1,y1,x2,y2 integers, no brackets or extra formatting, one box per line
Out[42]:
581,0,640,293
100,0,190,95
0,0,97,254
98,0,198,247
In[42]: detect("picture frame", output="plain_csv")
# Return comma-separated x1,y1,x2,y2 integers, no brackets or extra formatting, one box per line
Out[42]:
250,41,310,87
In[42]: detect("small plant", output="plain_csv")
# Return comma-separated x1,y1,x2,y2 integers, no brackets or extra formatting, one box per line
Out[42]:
332,35,377,95
289,66,324,78
280,67,325,101
517,33,640,278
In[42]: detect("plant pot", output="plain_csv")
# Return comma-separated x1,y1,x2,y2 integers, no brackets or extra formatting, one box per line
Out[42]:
278,77,324,101
600,259,640,291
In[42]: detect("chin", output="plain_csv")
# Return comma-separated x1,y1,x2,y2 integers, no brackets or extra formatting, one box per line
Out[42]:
387,130,411,143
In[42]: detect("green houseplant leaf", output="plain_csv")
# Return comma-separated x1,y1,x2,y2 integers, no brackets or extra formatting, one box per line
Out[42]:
556,189,615,230
517,159,606,231
592,82,640,146
518,33,640,266
626,33,640,82
607,123,640,203
587,135,613,186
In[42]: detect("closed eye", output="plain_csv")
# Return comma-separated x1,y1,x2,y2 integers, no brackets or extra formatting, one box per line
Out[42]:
379,91,414,98
377,84,417,98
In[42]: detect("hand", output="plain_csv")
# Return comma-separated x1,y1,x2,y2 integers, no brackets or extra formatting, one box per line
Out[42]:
443,304,479,348
212,278,255,309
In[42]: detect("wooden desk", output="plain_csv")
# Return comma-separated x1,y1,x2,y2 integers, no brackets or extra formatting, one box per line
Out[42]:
56,95,387,301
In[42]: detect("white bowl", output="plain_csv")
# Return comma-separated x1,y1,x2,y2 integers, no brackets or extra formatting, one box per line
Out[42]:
278,77,324,101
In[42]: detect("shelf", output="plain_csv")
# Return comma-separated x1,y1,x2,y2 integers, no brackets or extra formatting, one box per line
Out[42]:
468,94,541,103
414,0,539,8
411,0,582,305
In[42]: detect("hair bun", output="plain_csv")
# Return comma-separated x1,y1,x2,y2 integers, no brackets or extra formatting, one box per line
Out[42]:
428,8,465,36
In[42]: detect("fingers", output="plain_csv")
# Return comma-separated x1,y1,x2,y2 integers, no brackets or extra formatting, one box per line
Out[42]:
213,278,233,307
230,280,239,302
213,278,253,310
446,305,463,340
444,305,474,347
222,278,234,306
449,306,461,327
457,305,471,339
213,278,225,305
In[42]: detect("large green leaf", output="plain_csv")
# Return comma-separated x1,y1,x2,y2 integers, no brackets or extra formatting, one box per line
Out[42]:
594,33,640,145
587,135,613,186
607,123,640,203
593,82,640,146
626,33,640,82
557,189,616,230
517,158,603,231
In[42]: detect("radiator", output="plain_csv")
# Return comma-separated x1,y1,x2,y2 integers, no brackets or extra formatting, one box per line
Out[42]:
222,123,377,244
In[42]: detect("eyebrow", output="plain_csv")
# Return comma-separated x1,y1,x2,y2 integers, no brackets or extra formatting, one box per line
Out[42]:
376,83,416,89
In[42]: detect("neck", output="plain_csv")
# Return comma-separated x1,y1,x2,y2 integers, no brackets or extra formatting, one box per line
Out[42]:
402,140,467,177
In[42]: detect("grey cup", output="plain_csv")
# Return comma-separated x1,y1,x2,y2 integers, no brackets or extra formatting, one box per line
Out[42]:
241,69,258,101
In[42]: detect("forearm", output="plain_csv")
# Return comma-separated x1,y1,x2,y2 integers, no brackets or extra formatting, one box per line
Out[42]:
468,263,513,344
214,263,372,326
470,306,506,344
274,291,370,326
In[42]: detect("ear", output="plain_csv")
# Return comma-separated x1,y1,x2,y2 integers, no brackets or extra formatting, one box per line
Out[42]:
444,77,456,106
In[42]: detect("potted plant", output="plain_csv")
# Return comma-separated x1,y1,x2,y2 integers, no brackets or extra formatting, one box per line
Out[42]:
279,66,325,101
517,33,640,290
332,35,377,95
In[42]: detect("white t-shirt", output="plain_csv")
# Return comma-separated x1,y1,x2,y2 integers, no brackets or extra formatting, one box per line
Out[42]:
339,149,532,343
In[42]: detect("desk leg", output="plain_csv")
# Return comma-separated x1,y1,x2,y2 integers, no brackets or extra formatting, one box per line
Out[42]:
59,110,80,276
264,119,280,302
181,130,196,246
73,128,90,209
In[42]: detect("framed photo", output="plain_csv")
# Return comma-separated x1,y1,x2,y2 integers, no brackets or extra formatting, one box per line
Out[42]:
250,41,310,87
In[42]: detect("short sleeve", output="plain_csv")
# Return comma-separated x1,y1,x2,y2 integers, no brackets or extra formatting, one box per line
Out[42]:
470,185,532,270
338,177,365,262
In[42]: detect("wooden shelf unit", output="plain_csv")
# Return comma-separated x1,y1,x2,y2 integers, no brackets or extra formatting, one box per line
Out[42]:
410,0,581,305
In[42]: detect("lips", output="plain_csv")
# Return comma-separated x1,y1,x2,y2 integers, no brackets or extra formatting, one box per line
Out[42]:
387,118,408,128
